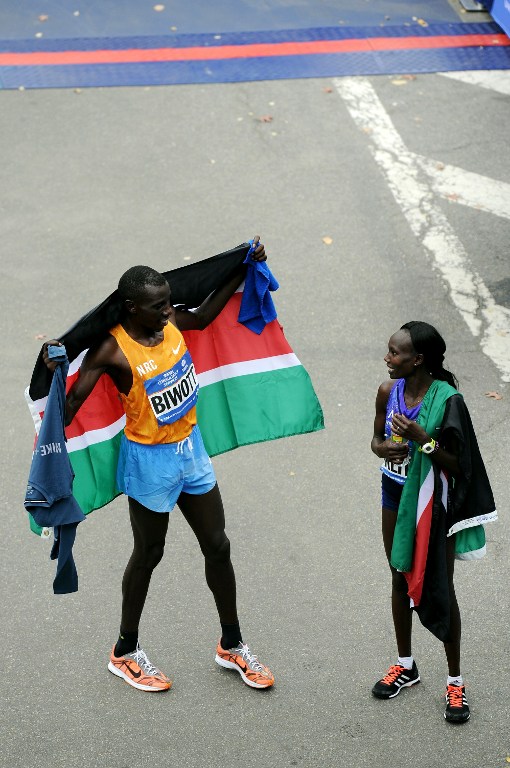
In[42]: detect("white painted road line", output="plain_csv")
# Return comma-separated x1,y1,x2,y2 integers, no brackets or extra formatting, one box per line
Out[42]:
418,156,510,221
334,76,510,381
440,70,510,96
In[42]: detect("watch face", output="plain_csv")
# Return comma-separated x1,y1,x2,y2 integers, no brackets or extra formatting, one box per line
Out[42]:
422,442,434,454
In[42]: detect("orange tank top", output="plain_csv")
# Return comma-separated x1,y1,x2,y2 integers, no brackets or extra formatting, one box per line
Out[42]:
110,322,198,445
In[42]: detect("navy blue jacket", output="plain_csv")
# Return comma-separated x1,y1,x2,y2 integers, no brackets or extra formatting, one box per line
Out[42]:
25,346,86,594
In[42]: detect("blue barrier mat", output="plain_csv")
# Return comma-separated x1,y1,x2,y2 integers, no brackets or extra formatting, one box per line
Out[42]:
1,4,507,88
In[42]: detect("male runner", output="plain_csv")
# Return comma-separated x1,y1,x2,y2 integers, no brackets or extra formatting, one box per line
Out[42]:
43,237,274,692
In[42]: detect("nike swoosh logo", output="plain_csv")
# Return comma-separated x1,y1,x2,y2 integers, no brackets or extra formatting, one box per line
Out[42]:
232,657,248,673
124,663,141,678
172,340,182,356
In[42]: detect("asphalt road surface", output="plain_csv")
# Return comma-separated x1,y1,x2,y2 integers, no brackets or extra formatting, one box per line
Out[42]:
1,67,509,768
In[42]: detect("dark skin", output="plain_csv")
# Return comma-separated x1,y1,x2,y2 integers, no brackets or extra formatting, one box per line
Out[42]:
372,329,461,676
371,329,459,475
43,236,267,426
43,236,267,634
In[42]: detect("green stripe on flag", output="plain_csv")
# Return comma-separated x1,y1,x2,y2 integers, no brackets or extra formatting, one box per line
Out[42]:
28,433,123,536
69,433,123,514
196,365,324,457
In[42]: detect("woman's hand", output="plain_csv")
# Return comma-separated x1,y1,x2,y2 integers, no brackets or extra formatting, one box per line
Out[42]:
391,413,428,445
374,437,409,463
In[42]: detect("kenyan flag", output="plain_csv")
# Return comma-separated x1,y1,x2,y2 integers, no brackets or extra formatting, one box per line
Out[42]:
25,244,324,535
183,291,323,456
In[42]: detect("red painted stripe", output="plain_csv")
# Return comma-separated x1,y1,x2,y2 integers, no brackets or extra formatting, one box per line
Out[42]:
1,34,507,67
183,293,293,374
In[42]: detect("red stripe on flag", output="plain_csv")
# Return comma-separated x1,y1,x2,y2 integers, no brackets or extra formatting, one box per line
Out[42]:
64,370,124,439
405,469,434,606
183,293,292,374
0,34,507,67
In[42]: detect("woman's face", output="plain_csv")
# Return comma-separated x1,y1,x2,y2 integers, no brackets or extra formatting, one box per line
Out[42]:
384,330,421,379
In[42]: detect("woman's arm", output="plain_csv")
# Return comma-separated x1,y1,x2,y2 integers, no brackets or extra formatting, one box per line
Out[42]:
371,381,409,463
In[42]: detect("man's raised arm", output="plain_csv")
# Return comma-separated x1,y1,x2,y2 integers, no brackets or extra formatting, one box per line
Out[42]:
175,235,267,332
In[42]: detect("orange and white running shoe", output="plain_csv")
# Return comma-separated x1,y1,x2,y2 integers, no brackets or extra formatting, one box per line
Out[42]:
108,644,172,692
215,641,274,689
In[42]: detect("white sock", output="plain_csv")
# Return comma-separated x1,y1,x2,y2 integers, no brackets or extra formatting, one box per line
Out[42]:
398,655,414,670
447,675,463,687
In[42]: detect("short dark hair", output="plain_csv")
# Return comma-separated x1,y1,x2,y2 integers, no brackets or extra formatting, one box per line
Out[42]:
118,265,168,303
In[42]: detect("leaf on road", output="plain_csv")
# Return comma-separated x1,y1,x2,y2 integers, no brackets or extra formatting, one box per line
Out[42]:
34,333,46,340
322,87,333,93
485,391,503,400
391,75,416,86
258,115,273,122
322,236,333,245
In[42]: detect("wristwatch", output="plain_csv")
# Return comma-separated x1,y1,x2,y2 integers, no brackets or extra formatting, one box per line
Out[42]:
418,438,439,455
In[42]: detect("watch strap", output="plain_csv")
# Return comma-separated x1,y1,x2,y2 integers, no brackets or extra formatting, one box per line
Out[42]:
418,438,439,454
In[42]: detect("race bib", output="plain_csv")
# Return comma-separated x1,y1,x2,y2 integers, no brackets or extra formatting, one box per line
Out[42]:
144,350,198,426
383,455,410,481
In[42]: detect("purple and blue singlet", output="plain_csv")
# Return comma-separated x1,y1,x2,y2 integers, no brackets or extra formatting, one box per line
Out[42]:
381,379,422,486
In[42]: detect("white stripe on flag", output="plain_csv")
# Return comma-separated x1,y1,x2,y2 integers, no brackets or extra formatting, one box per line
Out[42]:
440,469,448,510
416,466,434,526
69,349,87,376
197,353,301,388
66,415,126,453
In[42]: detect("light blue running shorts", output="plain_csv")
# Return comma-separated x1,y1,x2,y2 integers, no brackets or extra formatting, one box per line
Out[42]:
116,425,216,513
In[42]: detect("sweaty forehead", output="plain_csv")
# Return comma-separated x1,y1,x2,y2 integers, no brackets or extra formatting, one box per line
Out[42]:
389,329,413,351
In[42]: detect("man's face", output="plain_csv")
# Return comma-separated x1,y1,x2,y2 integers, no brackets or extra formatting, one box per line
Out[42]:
129,282,175,332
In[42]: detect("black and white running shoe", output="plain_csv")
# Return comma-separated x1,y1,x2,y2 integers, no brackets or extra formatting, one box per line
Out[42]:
444,684,470,723
372,662,420,699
